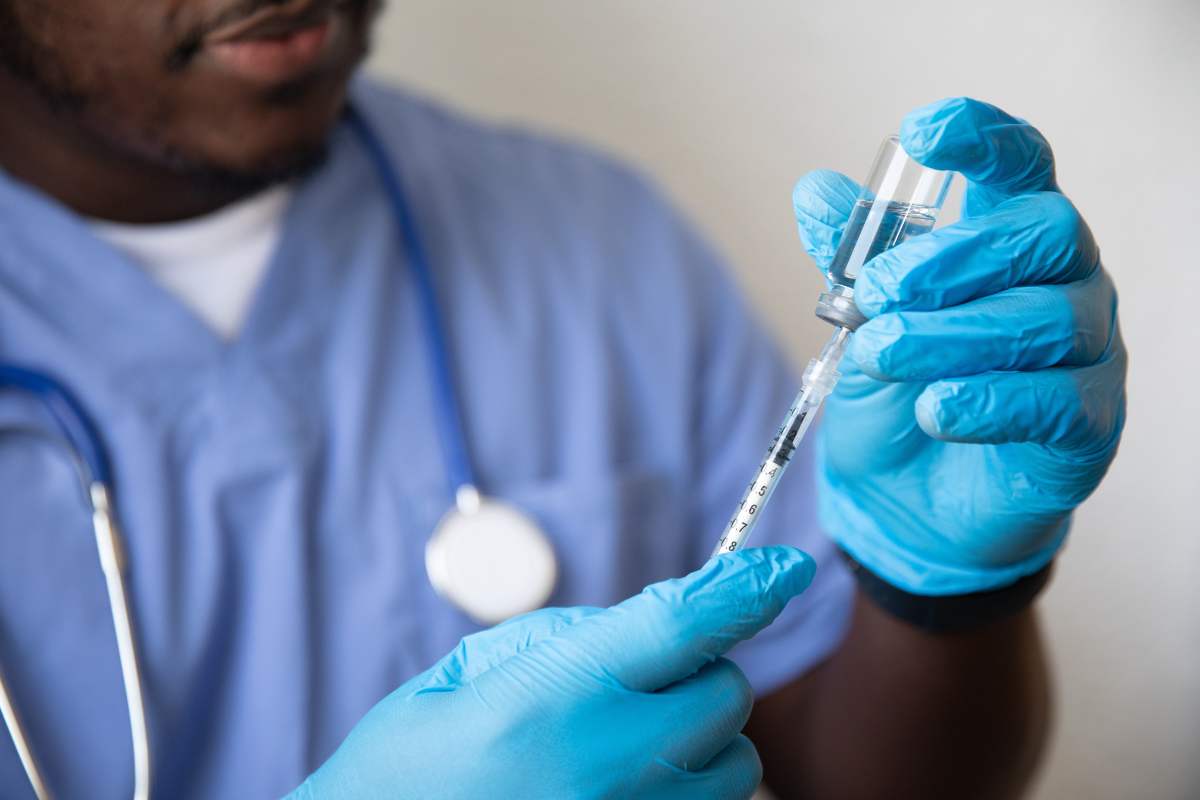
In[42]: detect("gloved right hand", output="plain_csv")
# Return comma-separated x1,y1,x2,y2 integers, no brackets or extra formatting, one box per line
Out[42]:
791,98,1125,596
285,547,815,800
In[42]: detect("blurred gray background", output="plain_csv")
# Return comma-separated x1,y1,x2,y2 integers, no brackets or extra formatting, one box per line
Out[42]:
367,1,1200,797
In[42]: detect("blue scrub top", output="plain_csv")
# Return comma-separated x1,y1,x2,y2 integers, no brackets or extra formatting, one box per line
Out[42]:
0,79,852,799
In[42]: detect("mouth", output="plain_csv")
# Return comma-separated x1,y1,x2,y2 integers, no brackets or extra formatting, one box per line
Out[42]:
202,0,350,83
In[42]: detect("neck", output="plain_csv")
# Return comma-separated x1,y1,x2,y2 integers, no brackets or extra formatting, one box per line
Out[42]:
0,73,254,224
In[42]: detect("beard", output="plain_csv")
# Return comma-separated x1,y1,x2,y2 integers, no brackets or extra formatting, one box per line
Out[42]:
0,2,87,113
0,1,352,194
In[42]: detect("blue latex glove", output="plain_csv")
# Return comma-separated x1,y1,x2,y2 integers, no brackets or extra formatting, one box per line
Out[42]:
792,97,1127,595
286,547,815,799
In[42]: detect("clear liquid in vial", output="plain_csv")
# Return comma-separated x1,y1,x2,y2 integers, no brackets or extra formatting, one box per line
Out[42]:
827,199,936,286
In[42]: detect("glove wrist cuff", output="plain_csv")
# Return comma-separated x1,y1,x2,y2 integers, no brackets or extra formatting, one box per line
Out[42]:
839,548,1054,633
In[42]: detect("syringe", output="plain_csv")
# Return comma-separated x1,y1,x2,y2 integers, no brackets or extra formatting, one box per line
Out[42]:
712,326,849,556
711,135,953,558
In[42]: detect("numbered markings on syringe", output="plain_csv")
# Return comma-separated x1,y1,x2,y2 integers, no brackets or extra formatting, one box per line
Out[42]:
738,467,777,514
723,465,780,551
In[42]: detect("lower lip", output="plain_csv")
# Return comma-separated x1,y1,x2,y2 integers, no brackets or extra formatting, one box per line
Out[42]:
207,16,338,83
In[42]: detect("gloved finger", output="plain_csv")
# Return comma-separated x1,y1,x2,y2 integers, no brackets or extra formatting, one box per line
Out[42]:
409,606,603,694
850,274,1117,382
552,546,816,693
914,336,1127,451
792,170,862,272
854,192,1098,317
652,734,763,800
900,97,1057,217
653,658,754,771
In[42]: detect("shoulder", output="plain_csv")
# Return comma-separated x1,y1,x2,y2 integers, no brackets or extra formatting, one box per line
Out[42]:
351,77,655,208
348,78,720,298
346,78,746,378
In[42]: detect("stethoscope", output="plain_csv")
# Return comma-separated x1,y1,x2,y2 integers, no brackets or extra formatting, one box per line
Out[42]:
0,105,558,800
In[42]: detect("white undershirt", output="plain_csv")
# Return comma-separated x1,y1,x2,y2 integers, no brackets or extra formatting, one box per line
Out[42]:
90,184,294,340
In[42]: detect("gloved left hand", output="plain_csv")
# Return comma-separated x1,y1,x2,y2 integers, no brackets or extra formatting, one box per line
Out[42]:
792,97,1127,595
287,547,816,799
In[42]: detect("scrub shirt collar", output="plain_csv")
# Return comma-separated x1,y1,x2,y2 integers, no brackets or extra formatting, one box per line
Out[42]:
0,106,377,402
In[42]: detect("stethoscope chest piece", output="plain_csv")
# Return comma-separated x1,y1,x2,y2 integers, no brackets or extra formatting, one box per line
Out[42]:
425,487,558,625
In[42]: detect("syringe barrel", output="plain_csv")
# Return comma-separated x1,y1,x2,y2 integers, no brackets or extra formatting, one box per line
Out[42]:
711,330,847,557
826,136,952,289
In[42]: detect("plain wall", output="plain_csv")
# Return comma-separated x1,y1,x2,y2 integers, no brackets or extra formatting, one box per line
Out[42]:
366,2,1200,797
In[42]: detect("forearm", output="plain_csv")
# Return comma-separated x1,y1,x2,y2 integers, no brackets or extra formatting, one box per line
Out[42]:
746,588,1051,800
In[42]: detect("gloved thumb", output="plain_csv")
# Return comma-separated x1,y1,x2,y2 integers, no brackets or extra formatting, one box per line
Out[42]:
792,169,861,273
558,546,816,693
409,606,604,695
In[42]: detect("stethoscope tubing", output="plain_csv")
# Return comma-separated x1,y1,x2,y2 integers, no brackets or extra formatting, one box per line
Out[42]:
0,365,112,485
0,370,150,800
344,106,479,498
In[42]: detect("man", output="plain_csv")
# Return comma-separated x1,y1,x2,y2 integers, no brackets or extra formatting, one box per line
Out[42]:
0,0,1125,797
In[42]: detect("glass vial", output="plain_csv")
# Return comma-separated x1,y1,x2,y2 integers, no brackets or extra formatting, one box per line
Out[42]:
826,136,953,288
